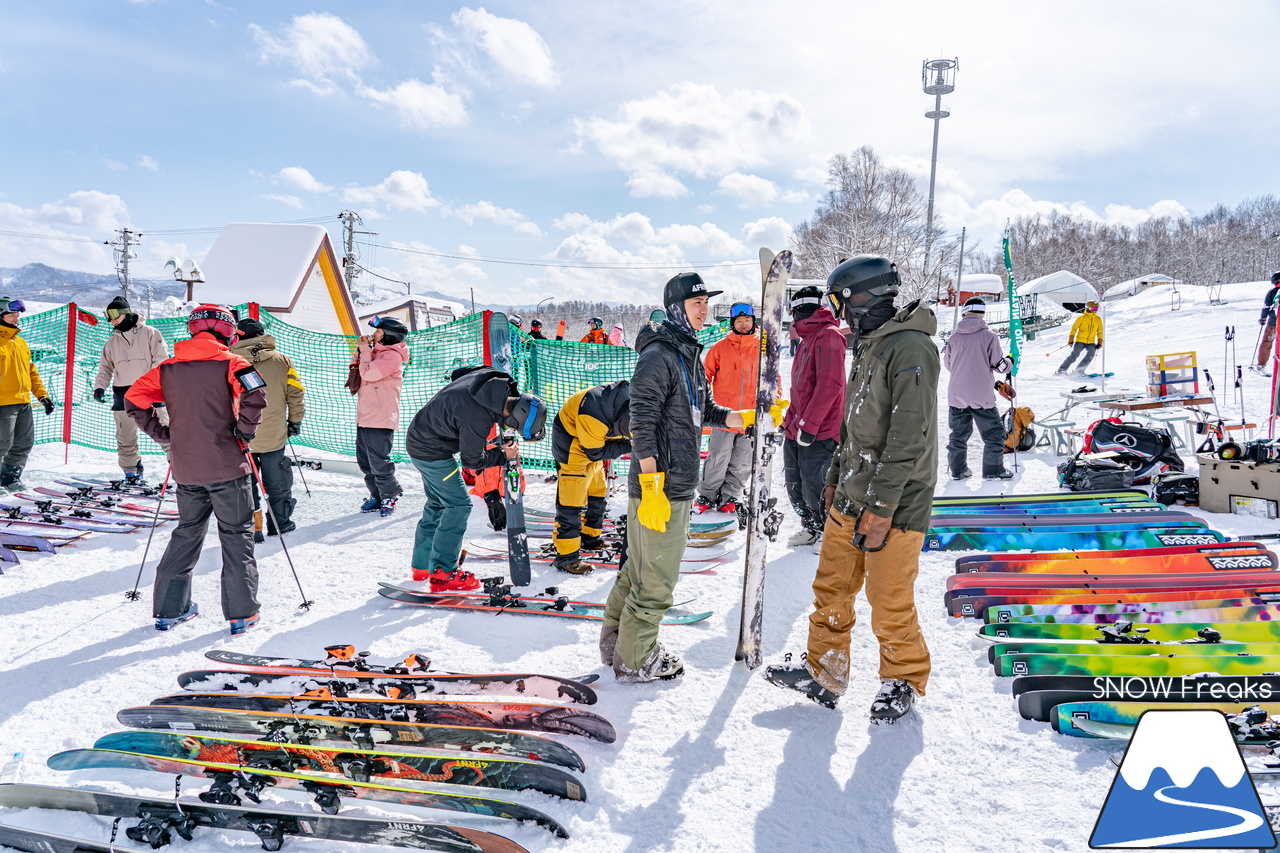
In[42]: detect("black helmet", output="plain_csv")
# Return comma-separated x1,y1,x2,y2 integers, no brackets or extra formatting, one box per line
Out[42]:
369,315,409,345
505,393,547,441
962,296,986,314
825,255,899,329
789,286,824,319
510,315,523,328
1272,271,1280,286
530,318,543,330
589,317,603,329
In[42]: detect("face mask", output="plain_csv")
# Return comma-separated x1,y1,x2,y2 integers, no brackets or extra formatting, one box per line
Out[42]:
663,300,697,339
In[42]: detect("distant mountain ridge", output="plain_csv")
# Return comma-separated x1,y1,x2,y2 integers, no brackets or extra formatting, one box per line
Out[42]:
0,263,183,311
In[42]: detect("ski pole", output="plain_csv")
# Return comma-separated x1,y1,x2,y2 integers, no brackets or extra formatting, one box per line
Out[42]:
286,439,311,498
1006,375,1020,474
244,446,314,611
1044,344,1070,357
125,465,172,602
1236,365,1246,425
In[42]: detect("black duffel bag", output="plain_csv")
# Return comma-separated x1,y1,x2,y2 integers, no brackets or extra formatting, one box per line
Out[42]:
1084,419,1184,484
1057,454,1137,492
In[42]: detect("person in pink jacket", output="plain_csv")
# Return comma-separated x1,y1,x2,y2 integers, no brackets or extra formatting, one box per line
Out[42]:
352,316,411,516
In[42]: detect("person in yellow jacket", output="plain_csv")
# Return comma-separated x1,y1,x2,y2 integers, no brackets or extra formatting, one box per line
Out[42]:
1056,302,1104,376
551,381,631,574
0,298,55,490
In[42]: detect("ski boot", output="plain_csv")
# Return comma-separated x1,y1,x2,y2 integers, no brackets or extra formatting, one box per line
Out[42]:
379,497,398,518
983,469,1014,480
0,464,25,493
229,613,260,636
613,644,684,683
155,602,200,631
787,528,818,547
359,495,380,513
692,495,714,515
428,569,481,592
764,656,839,709
717,500,740,515
555,557,594,575
124,463,145,486
950,468,971,480
870,679,916,724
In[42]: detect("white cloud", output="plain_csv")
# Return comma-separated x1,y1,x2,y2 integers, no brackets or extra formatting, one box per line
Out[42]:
343,170,440,212
450,201,542,237
0,191,132,272
276,166,332,194
136,155,159,172
104,159,126,172
358,79,469,129
249,12,373,95
718,172,778,208
625,170,689,199
741,217,792,252
575,82,811,186
452,7,557,87
262,194,305,209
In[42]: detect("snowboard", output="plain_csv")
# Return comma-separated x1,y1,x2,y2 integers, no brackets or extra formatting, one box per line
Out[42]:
378,582,711,626
950,586,1280,619
1050,700,1280,741
736,247,790,669
46,748,567,837
982,620,1280,644
993,651,1280,679
956,544,1277,574
92,730,585,801
0,531,58,553
487,312,530,587
0,781,524,853
925,525,1226,554
115,704,585,772
988,601,1280,625
932,489,1149,506
150,690,617,744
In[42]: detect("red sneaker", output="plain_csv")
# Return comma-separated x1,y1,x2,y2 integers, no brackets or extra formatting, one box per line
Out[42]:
429,570,481,592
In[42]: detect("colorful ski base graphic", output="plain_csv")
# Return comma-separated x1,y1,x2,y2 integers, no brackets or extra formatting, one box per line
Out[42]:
981,620,1280,644
994,652,1280,679
987,640,1280,664
957,546,1277,575
1059,702,1280,742
948,569,1280,593
932,489,1149,506
925,527,1225,553
1089,709,1275,848
930,511,1204,529
983,596,1280,624
951,586,1280,619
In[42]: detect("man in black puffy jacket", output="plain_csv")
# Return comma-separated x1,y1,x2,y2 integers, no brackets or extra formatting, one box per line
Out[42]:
600,273,749,683
405,366,546,589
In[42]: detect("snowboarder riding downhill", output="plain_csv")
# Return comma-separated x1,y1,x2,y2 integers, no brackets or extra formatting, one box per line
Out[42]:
766,256,939,723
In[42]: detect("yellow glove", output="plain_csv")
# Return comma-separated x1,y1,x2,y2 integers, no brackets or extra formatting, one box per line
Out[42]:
738,409,757,429
769,398,789,427
637,472,670,532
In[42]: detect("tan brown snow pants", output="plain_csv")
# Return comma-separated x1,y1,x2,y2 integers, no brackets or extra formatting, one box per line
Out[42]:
805,507,930,697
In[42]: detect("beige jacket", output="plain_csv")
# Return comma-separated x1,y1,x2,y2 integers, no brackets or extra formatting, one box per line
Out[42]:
94,323,168,390
230,335,306,453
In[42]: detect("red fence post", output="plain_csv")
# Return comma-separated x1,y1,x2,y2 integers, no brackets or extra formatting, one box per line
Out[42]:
63,303,77,463
481,310,493,366
249,301,260,321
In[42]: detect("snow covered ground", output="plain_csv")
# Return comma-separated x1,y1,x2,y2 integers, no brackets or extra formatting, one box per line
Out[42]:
1,280,1277,852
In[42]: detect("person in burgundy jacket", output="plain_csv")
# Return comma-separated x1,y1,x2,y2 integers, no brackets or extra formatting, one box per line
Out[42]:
780,285,847,551
125,304,268,635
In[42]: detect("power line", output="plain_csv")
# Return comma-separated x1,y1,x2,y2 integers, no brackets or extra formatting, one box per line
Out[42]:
0,228,99,244
370,240,757,270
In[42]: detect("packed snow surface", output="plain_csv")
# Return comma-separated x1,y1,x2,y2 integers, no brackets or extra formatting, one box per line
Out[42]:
0,280,1277,852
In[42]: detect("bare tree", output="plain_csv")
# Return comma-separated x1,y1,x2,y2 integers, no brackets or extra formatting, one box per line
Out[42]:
790,146,960,304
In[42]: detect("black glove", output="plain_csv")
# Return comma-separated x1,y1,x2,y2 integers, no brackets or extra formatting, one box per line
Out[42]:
483,490,506,531
39,397,54,415
797,430,817,447
92,388,106,403
287,421,302,437
232,426,256,442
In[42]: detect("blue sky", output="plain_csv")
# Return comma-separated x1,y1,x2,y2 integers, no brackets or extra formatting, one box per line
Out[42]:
1,1,1277,307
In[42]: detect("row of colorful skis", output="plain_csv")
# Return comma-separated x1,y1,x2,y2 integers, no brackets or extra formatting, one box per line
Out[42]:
944,487,1280,786
0,476,182,572
0,646,623,851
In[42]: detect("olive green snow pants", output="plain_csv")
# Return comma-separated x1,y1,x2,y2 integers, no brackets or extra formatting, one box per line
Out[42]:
602,497,692,671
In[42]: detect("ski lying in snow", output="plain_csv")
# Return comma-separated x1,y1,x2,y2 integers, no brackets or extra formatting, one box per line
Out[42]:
1016,675,1280,722
116,704,585,772
948,569,1280,592
0,822,148,853
993,652,1280,679
23,489,178,518
523,505,735,534
930,511,1204,529
46,748,567,837
0,782,526,853
56,478,169,499
0,502,150,531
465,541,725,571
932,489,1150,505
1083,372,1116,378
957,587,1280,619
926,526,1226,553
151,691,617,744
11,496,165,526
987,640,1280,664
378,581,712,626
521,523,733,546
91,730,586,801
736,247,789,669
0,530,58,553
1050,701,1280,741
956,544,1277,574
987,600,1280,625
932,500,1160,516
981,620,1280,644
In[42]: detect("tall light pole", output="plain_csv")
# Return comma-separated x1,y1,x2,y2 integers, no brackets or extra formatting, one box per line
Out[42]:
922,57,957,299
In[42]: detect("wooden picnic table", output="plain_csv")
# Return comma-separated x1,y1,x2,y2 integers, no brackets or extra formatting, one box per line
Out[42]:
1097,396,1214,413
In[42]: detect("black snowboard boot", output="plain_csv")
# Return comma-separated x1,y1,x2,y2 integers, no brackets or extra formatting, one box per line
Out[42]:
0,464,24,492
764,662,839,709
869,679,916,724
580,534,608,552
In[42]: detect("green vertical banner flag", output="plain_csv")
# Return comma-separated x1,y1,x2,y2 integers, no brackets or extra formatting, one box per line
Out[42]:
1002,225,1025,376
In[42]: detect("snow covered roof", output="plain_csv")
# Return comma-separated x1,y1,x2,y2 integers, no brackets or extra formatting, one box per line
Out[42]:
199,223,357,335
361,293,466,318
1017,270,1099,306
1106,273,1176,301
954,273,1004,293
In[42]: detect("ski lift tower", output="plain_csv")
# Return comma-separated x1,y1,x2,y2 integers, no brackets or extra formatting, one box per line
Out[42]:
922,57,957,300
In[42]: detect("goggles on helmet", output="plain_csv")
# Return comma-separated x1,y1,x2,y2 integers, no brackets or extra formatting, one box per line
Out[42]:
1,299,26,315
730,302,754,318
105,306,127,321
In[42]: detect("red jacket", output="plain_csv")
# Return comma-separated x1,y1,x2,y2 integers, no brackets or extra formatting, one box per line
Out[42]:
703,331,782,432
781,308,847,442
126,333,268,486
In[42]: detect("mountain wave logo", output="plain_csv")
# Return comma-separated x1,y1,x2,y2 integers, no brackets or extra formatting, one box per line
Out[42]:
1091,709,1276,848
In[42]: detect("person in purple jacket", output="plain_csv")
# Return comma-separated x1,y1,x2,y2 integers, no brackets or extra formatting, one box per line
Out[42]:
780,285,847,551
943,298,1013,480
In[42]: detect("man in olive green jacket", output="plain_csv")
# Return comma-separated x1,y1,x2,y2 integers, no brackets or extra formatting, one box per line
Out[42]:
766,256,938,724
232,318,306,536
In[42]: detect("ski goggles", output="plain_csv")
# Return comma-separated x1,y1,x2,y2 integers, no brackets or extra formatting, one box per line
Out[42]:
368,315,388,328
729,302,754,318
0,299,25,314
105,306,127,321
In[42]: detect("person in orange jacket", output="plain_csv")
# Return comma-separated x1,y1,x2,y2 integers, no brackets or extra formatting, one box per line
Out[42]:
581,317,609,345
694,303,782,514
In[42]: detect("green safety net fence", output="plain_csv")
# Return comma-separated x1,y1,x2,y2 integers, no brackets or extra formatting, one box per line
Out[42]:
26,305,727,473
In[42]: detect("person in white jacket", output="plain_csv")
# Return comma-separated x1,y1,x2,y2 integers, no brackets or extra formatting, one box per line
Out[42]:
93,296,169,482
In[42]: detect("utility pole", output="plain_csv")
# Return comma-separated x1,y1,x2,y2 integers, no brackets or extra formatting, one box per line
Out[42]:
337,211,377,305
106,228,142,304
